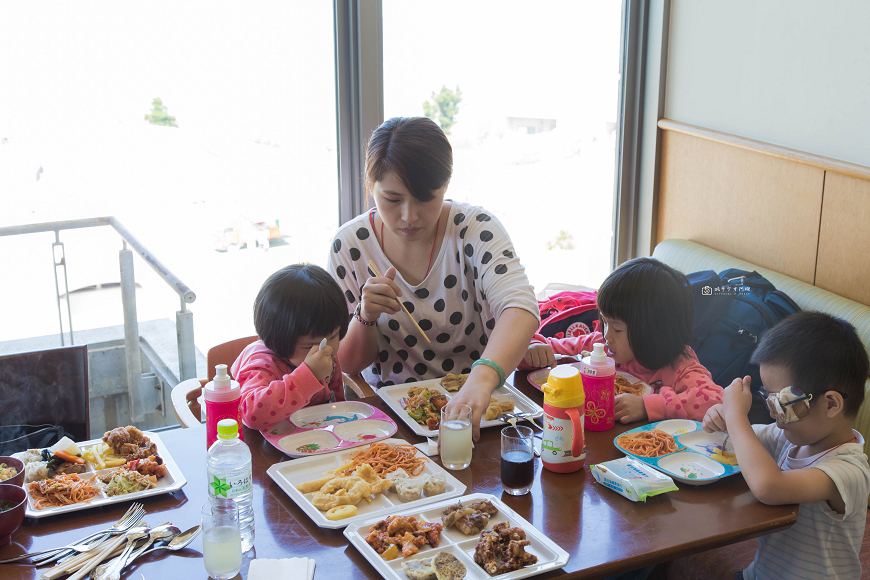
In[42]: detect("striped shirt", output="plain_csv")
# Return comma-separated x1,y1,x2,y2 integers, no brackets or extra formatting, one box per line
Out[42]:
743,424,870,580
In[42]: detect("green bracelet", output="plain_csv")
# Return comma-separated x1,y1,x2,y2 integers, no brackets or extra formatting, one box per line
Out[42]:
472,358,506,389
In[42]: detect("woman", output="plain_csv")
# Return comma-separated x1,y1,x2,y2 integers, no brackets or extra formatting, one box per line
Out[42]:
328,117,539,438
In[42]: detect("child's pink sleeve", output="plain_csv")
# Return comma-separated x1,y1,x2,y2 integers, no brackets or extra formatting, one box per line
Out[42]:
237,362,328,431
642,361,724,422
518,332,603,370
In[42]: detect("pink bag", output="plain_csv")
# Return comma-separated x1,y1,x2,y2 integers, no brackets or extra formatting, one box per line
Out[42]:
537,291,599,339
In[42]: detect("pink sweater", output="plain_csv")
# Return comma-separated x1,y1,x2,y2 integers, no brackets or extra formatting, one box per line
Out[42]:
230,340,345,431
521,332,723,422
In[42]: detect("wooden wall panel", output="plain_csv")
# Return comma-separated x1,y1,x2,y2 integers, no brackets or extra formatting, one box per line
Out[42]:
657,130,825,284
815,173,870,305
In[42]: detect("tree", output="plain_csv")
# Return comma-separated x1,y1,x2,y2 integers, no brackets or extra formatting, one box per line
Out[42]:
423,85,462,134
144,98,178,127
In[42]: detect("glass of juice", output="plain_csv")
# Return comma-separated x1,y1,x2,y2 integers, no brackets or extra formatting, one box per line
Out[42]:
501,425,535,495
202,500,242,580
440,404,473,470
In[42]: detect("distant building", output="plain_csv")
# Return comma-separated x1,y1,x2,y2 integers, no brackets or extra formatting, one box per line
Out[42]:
507,117,557,134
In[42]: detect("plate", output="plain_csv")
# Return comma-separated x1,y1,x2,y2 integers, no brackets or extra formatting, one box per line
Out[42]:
23,431,186,519
528,365,653,397
261,401,397,458
613,420,741,485
266,438,466,529
343,492,570,580
377,378,543,438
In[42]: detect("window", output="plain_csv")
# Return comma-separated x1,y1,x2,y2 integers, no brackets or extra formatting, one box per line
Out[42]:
382,1,623,294
0,2,338,350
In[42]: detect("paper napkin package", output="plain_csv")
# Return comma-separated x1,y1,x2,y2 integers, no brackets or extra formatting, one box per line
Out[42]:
248,557,315,580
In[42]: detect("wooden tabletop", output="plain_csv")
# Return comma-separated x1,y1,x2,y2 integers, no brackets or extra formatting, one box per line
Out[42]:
1,370,796,580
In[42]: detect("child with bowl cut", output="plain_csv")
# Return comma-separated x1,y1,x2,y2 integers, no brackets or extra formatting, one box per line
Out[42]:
703,311,870,580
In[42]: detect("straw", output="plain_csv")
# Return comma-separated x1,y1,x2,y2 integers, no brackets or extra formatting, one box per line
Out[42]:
367,260,431,343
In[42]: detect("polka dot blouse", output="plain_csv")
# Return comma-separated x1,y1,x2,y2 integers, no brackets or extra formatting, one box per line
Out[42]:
329,201,539,388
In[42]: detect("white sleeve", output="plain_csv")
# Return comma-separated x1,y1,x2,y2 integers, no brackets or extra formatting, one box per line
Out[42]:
814,454,870,522
752,423,784,459
328,228,365,315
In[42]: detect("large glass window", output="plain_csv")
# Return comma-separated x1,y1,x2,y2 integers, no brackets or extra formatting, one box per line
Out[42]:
383,1,622,294
0,2,338,350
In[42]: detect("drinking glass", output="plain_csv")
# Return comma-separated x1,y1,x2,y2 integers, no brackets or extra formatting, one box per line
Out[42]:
501,425,535,495
440,404,473,470
201,500,242,580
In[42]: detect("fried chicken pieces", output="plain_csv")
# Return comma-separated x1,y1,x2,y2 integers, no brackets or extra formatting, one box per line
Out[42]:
299,463,393,511
473,522,538,575
365,515,443,558
103,426,166,479
442,500,499,535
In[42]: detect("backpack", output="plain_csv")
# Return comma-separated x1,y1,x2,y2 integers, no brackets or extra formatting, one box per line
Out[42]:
688,268,800,423
537,291,599,339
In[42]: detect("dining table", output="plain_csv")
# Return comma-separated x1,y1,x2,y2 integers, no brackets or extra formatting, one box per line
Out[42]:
1,368,797,580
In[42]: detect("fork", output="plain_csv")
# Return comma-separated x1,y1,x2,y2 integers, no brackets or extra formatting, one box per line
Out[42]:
33,503,146,566
0,503,146,565
499,412,544,432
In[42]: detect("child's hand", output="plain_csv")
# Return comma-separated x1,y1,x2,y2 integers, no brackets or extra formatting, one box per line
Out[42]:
723,375,752,419
702,404,727,433
523,344,556,369
615,394,648,424
304,344,334,382
359,267,403,322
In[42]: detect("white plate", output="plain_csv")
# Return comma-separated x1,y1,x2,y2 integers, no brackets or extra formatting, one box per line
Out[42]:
266,438,466,529
377,378,543,438
528,365,653,396
344,492,570,580
23,431,187,519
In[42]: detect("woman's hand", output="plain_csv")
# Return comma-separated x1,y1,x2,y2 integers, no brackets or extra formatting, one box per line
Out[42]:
444,381,493,442
702,403,727,433
304,344,334,382
360,266,403,321
614,393,648,424
523,344,555,369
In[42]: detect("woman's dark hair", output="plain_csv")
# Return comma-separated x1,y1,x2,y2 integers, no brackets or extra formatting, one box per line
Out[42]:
597,257,694,370
750,311,868,417
365,117,453,202
253,264,349,360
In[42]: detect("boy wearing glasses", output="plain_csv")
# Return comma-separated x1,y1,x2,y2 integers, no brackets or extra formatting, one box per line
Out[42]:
703,311,870,580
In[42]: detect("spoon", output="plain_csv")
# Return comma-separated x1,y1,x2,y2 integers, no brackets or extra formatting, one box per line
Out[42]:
134,525,201,559
91,525,180,579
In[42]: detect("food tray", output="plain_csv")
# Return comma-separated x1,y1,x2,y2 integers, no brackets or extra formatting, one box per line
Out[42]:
377,378,543,438
261,401,397,458
23,431,186,519
267,438,466,529
529,366,653,396
343,492,570,580
614,419,741,485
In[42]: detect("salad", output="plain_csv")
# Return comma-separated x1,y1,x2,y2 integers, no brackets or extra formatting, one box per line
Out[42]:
98,468,158,497
403,387,448,430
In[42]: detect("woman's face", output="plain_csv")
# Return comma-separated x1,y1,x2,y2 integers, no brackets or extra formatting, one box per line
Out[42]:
371,172,447,242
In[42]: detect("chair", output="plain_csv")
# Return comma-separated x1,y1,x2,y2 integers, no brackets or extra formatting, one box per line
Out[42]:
170,336,374,428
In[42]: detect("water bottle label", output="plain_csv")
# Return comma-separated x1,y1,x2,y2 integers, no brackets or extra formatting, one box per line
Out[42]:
542,414,586,463
208,471,252,499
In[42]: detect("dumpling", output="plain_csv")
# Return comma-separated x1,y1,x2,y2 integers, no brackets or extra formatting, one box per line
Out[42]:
15,449,43,466
395,478,424,502
423,473,446,496
386,468,410,485
24,461,50,483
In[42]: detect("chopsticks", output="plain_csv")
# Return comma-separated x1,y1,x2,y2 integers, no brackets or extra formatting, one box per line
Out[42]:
367,260,431,343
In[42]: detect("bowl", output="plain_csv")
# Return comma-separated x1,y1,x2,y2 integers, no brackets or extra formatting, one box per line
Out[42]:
0,456,25,488
0,484,27,545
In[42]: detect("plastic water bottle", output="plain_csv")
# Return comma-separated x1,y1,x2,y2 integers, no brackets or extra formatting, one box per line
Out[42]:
207,419,254,552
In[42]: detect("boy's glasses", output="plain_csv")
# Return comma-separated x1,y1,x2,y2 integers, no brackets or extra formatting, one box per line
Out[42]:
761,386,813,424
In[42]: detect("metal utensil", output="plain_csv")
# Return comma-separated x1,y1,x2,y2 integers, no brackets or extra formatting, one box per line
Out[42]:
96,526,151,580
499,412,544,432
0,503,145,564
134,525,200,558
91,524,180,579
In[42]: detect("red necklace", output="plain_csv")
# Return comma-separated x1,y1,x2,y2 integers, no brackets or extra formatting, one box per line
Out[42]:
369,210,441,279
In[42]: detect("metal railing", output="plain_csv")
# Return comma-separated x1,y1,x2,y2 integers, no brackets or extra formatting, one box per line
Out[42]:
0,216,197,421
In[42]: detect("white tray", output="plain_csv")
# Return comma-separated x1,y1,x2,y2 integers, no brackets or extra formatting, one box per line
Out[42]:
344,492,570,580
377,378,544,438
23,431,187,519
267,438,466,529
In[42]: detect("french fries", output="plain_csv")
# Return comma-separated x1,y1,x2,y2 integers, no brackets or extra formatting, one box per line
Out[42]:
81,442,127,469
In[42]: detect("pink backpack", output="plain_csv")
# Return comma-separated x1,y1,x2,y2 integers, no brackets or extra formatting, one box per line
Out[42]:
537,291,599,339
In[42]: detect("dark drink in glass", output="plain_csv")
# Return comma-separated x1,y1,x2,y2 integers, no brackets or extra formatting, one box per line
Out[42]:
500,425,535,495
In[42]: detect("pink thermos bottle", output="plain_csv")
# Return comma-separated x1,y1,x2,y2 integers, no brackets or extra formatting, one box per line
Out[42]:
581,343,616,431
204,364,243,449
541,365,586,473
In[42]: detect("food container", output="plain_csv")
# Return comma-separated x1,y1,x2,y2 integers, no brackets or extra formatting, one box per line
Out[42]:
590,457,678,502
